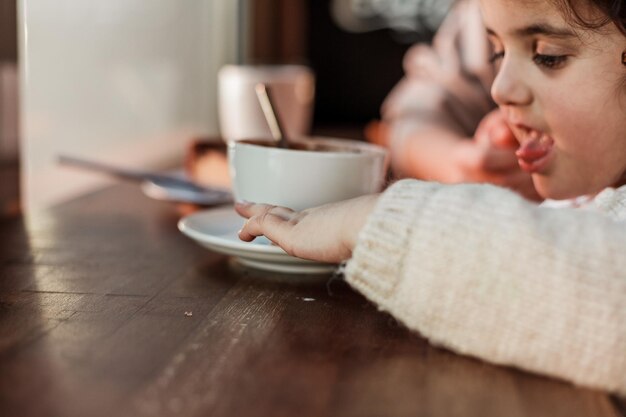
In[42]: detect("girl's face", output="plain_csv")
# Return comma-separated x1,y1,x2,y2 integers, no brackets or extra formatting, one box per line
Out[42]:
481,0,626,199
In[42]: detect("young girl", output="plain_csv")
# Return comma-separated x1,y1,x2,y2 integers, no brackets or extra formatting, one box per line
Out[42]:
236,0,626,395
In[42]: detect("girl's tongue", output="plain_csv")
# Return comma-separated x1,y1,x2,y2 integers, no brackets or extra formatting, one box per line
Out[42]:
515,131,555,173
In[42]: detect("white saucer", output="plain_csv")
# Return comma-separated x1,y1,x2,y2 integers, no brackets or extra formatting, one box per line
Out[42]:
178,206,337,274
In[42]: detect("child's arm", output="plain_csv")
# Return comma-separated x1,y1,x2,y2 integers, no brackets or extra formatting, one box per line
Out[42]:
237,180,626,395
346,180,626,395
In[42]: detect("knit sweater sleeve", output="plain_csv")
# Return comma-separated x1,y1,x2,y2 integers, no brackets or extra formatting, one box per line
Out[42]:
345,179,626,394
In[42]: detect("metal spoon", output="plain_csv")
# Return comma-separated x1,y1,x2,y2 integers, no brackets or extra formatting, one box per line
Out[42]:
254,83,290,149
58,155,231,198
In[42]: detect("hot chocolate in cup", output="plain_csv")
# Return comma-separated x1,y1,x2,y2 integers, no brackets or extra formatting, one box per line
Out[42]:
228,137,389,211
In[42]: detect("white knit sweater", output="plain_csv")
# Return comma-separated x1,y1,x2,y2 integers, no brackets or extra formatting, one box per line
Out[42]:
345,180,626,394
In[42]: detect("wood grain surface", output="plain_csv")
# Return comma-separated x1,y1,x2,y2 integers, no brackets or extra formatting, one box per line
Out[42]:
0,182,624,417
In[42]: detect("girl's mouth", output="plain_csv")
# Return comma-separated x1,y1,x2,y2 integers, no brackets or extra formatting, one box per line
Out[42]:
515,129,555,174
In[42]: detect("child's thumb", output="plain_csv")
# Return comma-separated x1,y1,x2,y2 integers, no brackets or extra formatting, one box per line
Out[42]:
490,124,518,149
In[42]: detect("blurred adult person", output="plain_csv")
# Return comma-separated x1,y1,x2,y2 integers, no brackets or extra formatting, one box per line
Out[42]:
370,0,540,200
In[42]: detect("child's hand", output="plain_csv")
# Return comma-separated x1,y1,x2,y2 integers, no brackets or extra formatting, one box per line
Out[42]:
474,107,518,149
364,119,391,148
452,109,541,201
235,194,380,263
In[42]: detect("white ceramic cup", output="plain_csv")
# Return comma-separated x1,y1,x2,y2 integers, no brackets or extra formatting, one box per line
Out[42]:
228,137,389,211
218,65,315,143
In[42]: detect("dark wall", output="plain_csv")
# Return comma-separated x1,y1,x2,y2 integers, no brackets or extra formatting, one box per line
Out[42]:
307,0,427,125
247,0,435,126
0,0,17,62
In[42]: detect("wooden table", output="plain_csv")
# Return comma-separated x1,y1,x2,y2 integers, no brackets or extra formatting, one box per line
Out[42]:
0,183,624,417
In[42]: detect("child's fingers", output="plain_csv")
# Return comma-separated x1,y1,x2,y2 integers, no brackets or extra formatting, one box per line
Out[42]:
490,123,517,148
234,201,253,218
476,121,517,149
234,201,261,218
237,204,296,244
475,108,518,149
364,120,390,147
238,213,294,247
239,213,280,242
235,202,294,220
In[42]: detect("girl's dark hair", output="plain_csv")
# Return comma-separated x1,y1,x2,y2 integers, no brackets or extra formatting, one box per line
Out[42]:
554,0,625,35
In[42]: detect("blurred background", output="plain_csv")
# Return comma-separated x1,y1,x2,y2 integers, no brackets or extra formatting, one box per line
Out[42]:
0,0,18,215
0,0,452,214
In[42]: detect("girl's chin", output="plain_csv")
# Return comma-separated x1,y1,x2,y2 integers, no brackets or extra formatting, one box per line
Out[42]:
532,175,603,200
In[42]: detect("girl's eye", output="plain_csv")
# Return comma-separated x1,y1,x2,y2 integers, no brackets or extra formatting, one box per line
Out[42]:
489,51,505,64
532,53,568,69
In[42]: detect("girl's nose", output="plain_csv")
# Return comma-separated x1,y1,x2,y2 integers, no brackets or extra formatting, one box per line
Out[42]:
490,58,533,107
